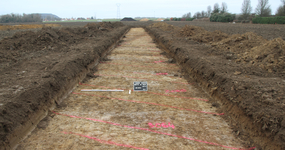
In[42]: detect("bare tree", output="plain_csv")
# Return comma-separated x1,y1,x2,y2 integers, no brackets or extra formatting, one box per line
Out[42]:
241,0,252,19
197,12,202,18
255,0,272,17
276,0,285,16
221,2,228,13
182,12,192,18
201,11,207,18
194,12,202,18
207,5,212,17
213,3,220,13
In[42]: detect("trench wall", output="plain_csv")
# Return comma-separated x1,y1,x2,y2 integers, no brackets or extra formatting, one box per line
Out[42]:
145,27,285,150
0,26,130,150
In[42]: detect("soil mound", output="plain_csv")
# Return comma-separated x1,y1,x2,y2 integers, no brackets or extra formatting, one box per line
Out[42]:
180,25,205,36
243,38,285,74
211,32,267,53
140,18,150,21
180,25,228,43
156,18,164,21
179,24,285,76
120,17,136,21
84,22,124,30
149,22,176,31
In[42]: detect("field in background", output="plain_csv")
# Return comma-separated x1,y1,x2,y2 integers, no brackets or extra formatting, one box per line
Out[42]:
44,19,121,23
0,24,61,31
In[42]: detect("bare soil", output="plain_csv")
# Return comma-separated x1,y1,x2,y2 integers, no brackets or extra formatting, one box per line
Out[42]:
0,21,285,150
0,22,129,149
146,22,285,149
16,28,249,150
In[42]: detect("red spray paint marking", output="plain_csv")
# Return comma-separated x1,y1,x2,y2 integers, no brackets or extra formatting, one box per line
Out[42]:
72,92,221,115
62,131,149,150
54,112,255,150
156,73,168,75
165,89,187,93
79,83,209,102
100,62,179,70
148,122,175,129
93,74,191,85
154,60,164,63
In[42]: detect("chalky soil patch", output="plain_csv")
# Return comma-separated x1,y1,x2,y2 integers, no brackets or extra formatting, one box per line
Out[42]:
17,28,252,149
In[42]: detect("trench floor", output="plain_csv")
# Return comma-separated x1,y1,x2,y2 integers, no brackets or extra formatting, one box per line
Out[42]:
17,28,247,150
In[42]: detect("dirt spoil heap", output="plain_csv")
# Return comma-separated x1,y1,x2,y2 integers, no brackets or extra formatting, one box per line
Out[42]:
180,25,228,43
120,17,136,21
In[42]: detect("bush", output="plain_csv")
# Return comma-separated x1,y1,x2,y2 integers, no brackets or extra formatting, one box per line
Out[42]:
170,17,194,21
252,16,285,24
186,18,195,21
210,13,235,22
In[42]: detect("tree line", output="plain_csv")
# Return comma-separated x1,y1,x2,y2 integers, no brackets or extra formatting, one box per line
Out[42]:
0,13,42,23
181,0,285,21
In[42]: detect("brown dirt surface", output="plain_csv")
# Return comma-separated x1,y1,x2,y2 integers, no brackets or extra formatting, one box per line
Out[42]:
177,24,285,79
0,24,61,31
1,20,285,149
180,25,228,43
0,22,129,149
140,18,149,21
148,22,179,32
166,21,285,40
15,28,247,150
146,22,285,149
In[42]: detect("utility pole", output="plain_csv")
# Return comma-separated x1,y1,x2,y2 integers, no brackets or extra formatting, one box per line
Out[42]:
116,3,121,19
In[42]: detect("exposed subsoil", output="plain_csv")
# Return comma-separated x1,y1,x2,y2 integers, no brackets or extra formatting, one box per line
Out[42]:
146,22,285,149
0,21,284,150
0,22,129,149
16,28,250,150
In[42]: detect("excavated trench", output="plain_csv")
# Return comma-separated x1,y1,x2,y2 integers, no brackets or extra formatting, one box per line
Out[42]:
14,28,255,149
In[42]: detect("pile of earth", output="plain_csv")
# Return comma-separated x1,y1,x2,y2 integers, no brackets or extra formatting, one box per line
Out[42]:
140,18,150,21
0,22,125,69
241,38,285,75
180,25,228,43
84,22,124,30
120,17,136,21
148,22,179,32
156,18,164,21
178,24,285,78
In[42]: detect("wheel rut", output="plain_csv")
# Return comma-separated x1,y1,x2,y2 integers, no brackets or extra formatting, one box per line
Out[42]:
17,28,250,150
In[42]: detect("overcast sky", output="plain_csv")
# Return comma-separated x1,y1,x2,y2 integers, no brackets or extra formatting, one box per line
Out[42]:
0,0,281,19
